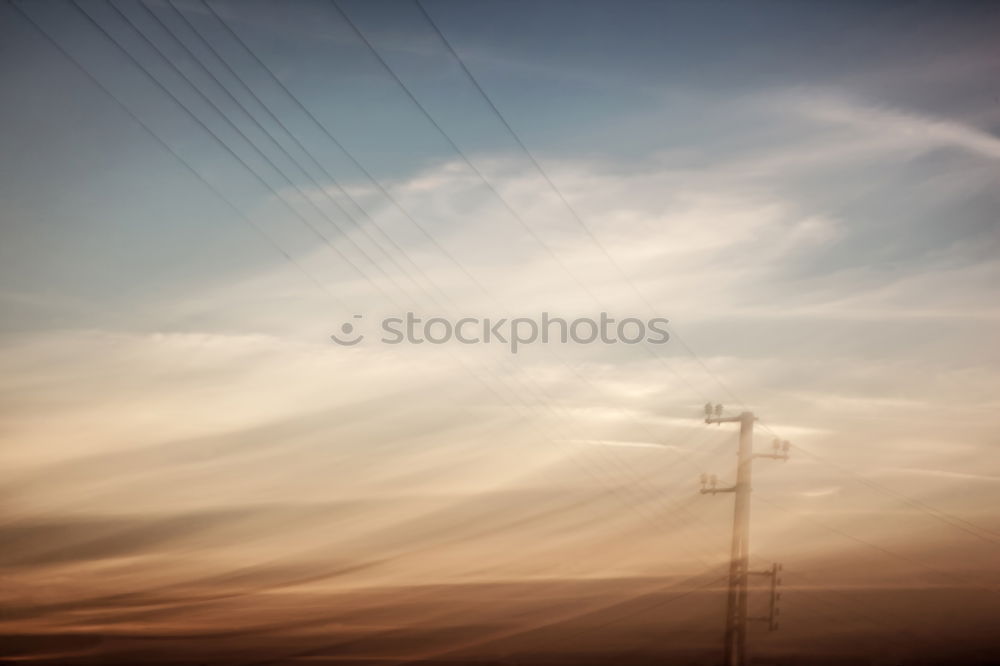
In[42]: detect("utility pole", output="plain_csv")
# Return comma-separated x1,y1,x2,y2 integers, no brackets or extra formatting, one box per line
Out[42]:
700,404,789,666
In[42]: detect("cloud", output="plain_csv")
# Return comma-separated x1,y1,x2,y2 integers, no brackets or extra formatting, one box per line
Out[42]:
784,89,1000,161
3,22,1000,652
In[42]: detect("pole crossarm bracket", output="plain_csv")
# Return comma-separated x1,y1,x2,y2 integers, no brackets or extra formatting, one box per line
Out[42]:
700,485,737,495
705,415,744,425
753,452,789,461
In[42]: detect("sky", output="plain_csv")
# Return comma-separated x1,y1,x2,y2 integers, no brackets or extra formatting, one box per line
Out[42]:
1,0,999,664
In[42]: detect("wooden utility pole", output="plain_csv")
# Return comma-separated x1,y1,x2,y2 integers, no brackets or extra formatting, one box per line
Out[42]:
701,404,789,666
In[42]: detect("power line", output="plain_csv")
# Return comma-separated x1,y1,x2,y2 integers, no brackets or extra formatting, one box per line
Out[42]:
193,0,499,314
24,0,713,547
7,0,550,450
11,1,570,487
412,0,748,408
52,0,983,601
328,0,718,405
757,414,1000,547
789,440,1000,546
754,494,999,594
19,2,900,656
414,1,997,570
180,0,738,552
112,5,780,652
90,0,406,306
139,0,435,301
14,5,990,664
415,5,980,526
4,0,347,313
